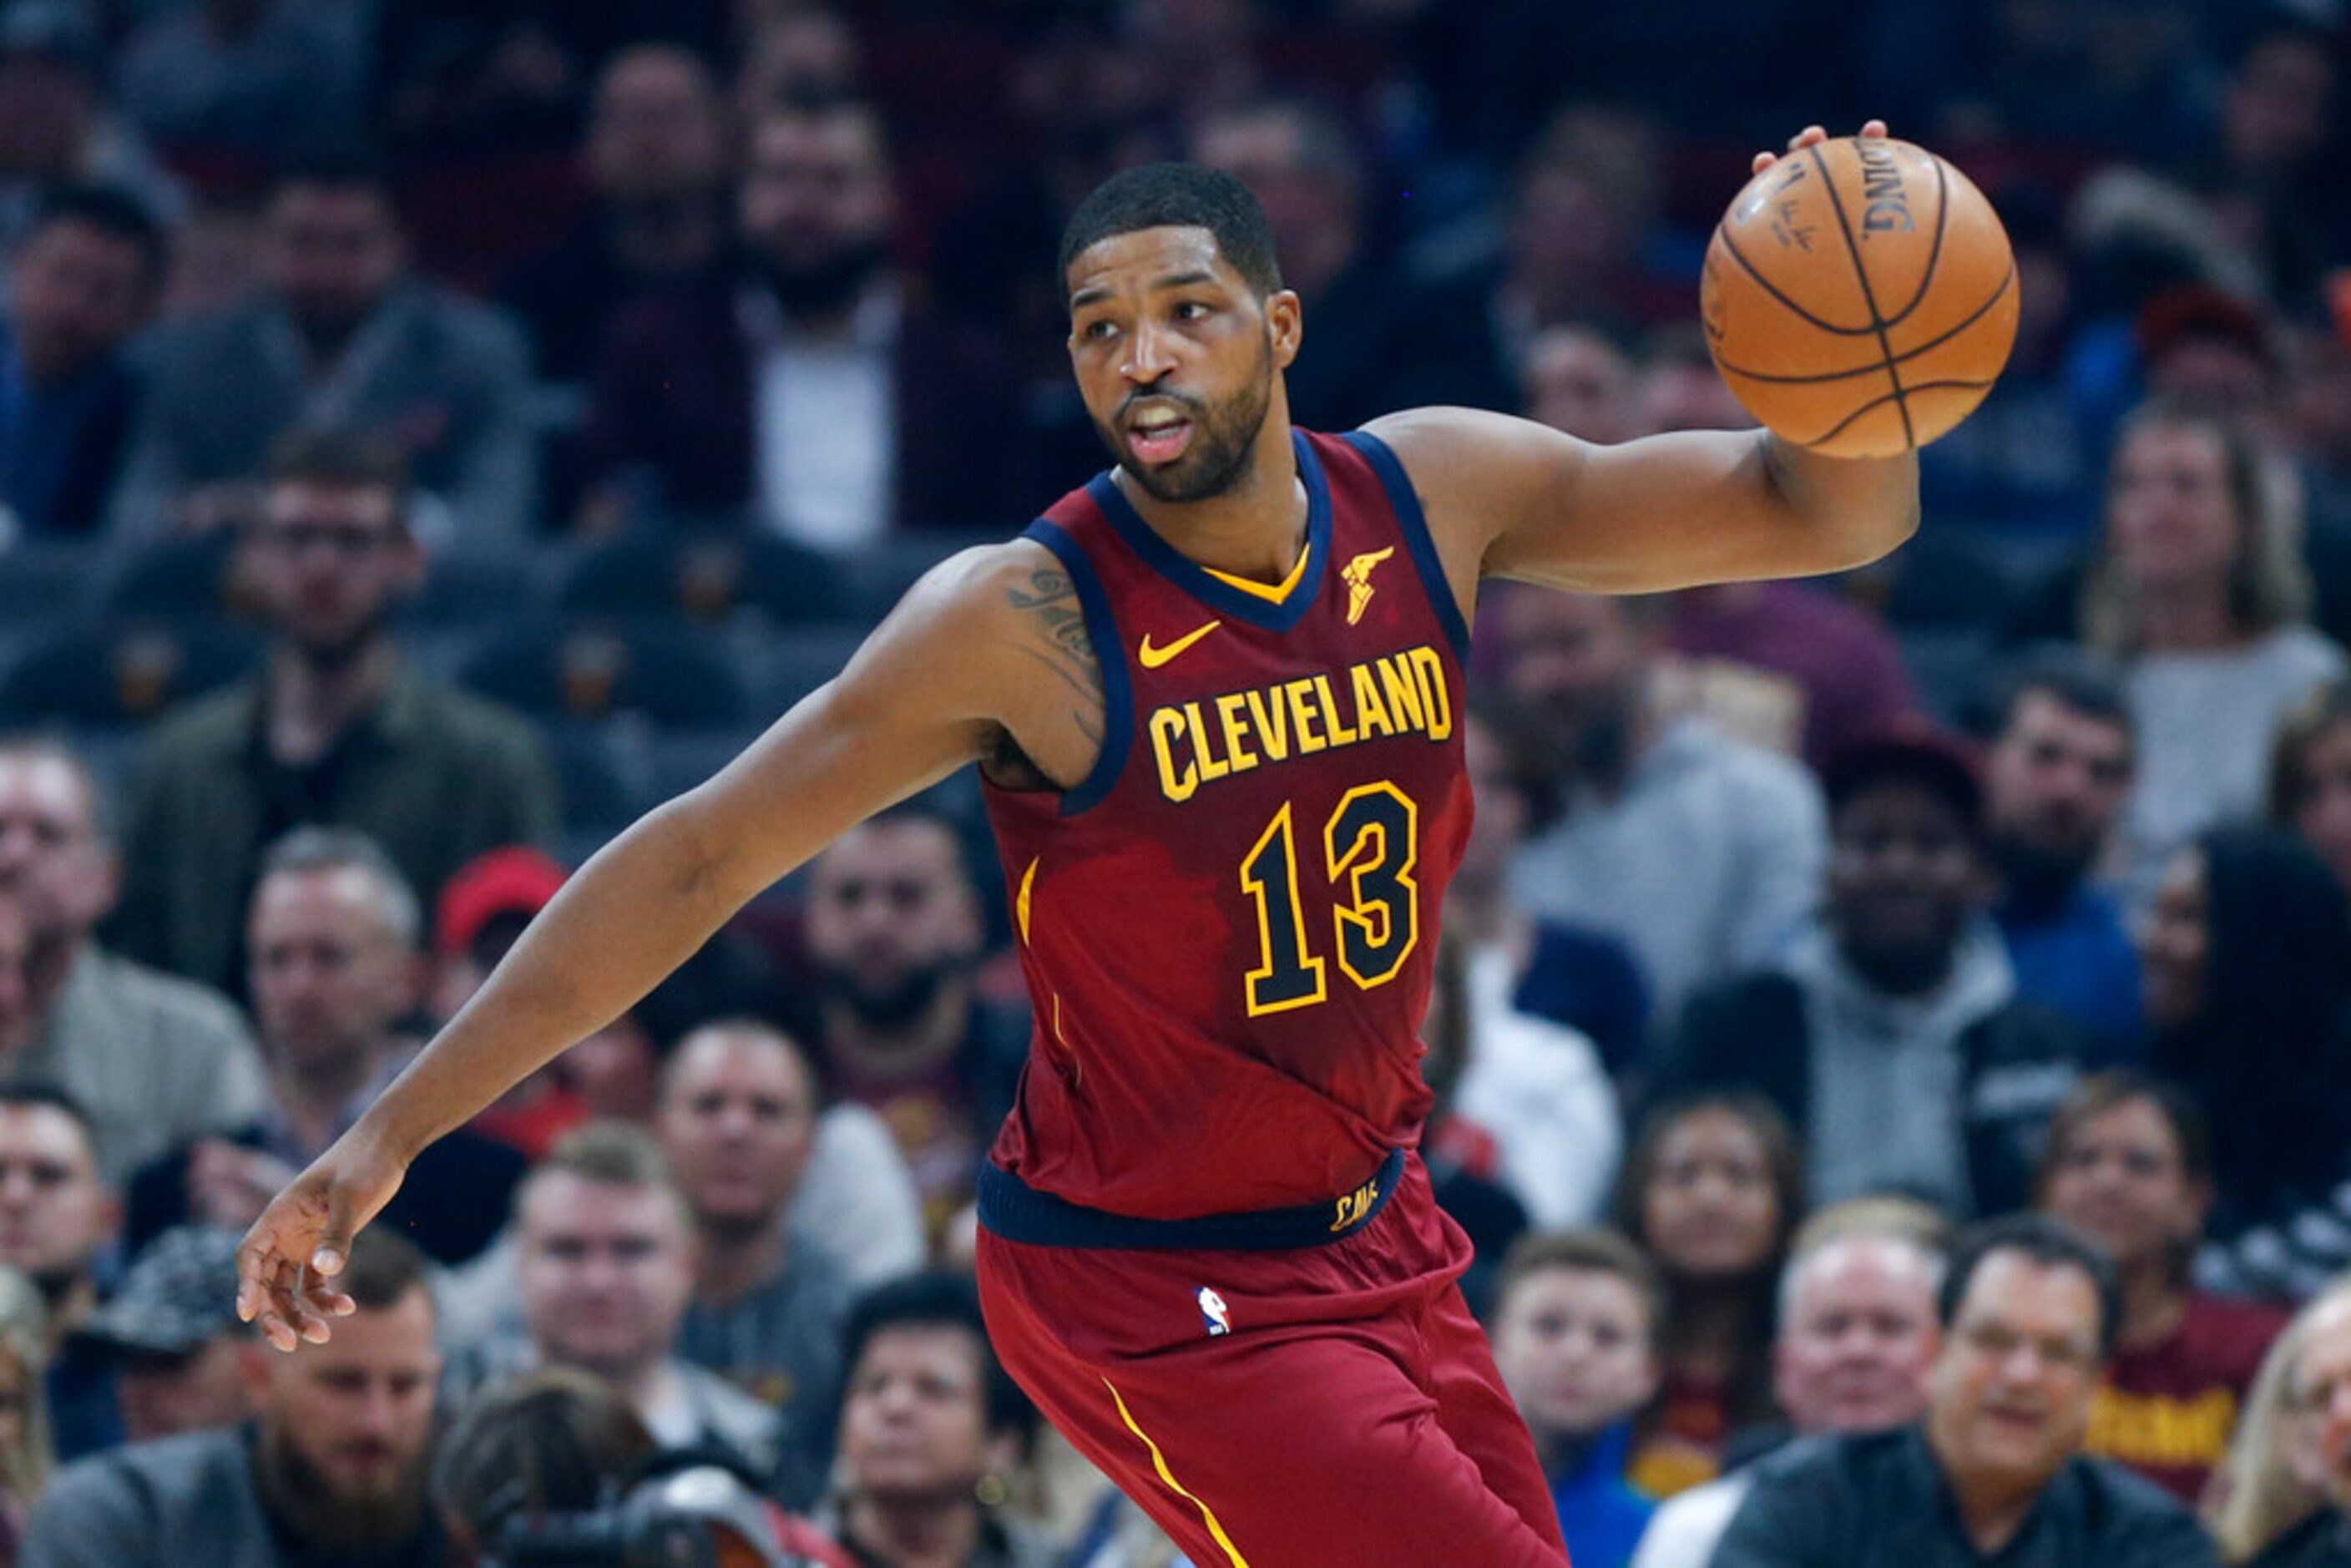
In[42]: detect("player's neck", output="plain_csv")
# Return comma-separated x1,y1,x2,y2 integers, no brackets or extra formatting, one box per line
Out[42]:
1113,424,1309,586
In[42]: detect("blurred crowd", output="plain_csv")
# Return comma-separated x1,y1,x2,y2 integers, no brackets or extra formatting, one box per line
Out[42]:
0,0,2345,1564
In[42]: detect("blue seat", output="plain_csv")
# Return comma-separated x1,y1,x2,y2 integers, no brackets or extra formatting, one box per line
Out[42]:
0,619,263,725
458,620,751,729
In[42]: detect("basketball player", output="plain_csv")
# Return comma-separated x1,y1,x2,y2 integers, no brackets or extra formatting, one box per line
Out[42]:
240,124,1923,1566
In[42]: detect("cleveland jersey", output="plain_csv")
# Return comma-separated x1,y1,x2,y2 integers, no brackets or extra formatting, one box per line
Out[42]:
980,428,1474,1220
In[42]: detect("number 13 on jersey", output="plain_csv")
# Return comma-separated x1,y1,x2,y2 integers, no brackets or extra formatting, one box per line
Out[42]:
1239,782,1419,1015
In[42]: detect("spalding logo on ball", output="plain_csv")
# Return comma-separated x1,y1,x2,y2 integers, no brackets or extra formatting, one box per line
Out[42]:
1701,135,2019,458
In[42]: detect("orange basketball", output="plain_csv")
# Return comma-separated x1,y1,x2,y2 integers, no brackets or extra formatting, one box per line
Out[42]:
1699,136,2019,458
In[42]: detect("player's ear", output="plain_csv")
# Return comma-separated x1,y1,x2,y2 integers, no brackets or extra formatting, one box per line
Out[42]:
1265,288,1302,370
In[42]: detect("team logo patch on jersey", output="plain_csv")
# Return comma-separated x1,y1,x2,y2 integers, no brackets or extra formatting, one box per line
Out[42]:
1197,1287,1232,1337
1342,547,1394,625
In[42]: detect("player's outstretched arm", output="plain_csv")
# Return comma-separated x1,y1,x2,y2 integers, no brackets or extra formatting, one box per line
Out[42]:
1365,122,1924,599
235,543,1054,1349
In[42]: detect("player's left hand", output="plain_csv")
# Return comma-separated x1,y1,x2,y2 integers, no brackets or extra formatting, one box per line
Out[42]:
1753,119,1889,176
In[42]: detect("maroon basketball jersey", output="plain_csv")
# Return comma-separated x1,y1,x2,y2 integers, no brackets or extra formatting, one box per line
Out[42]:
981,429,1474,1219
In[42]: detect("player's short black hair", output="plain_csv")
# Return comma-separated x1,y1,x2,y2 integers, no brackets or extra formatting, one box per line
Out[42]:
1058,163,1282,305
1939,1213,2122,1361
842,1272,1036,1443
29,183,167,284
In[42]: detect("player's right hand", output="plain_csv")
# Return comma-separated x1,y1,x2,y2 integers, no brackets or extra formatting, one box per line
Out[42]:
234,1130,408,1352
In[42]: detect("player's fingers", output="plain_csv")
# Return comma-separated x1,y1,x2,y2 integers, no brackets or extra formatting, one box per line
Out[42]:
1784,124,1828,153
1752,150,1778,175
1859,119,1889,139
302,1273,356,1319
255,1306,298,1353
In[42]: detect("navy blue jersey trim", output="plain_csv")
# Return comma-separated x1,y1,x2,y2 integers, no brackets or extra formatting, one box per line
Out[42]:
977,1146,1406,1250
1021,518,1131,816
1083,430,1332,633
1340,430,1472,659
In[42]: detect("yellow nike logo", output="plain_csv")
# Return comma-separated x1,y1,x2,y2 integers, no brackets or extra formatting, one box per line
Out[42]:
1342,547,1394,625
1138,620,1222,668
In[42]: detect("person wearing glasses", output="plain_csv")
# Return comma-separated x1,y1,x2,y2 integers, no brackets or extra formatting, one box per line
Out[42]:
1711,1215,2220,1568
110,426,558,997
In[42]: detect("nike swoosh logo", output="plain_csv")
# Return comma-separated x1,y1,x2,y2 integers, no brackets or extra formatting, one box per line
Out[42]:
1137,620,1222,668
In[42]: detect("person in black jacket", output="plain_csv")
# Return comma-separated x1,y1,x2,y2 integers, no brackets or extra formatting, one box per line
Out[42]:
1659,731,2095,1219
1712,1214,2219,1568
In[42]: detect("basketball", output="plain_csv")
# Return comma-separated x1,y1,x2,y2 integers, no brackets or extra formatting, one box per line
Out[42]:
1700,135,2019,458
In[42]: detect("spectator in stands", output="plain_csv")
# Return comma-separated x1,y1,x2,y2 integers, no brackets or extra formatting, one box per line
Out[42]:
0,1090,120,1463
110,150,537,544
1487,583,1825,1036
0,738,264,1182
801,810,1027,1247
112,429,559,997
1615,1092,1798,1499
1633,1201,1945,1568
2270,681,2351,895
498,43,732,388
0,187,164,538
2144,827,2351,1303
582,95,1034,545
126,829,525,1266
1449,696,1651,1075
1424,915,1620,1238
72,1226,255,1444
432,1368,856,1568
655,1019,857,1504
2070,406,2344,904
115,0,368,165
453,1122,787,1490
429,846,589,1160
2037,1073,2287,1502
1414,933,1535,1318
825,1272,1053,1567
1191,94,1398,432
2239,1282,2351,1567
2186,17,2345,311
1524,324,1646,446
0,1267,49,1558
1709,1216,2217,1567
0,5,182,269
1490,1231,1664,1568
2210,1303,2332,1565
1981,652,2146,1060
1664,732,2092,1218
23,1230,446,1566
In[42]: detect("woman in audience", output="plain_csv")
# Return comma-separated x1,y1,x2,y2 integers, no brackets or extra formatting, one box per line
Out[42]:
2036,1071,2288,1502
2141,827,2351,1300
2207,1285,2339,1564
2064,405,2346,905
2269,680,2351,894
1614,1092,1799,1499
0,1270,51,1565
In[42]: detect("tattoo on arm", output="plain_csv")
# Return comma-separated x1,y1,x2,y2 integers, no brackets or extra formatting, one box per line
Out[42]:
1006,569,1105,734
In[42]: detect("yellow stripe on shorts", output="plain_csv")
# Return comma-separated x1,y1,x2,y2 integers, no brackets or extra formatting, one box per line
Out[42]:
1103,1378,1251,1567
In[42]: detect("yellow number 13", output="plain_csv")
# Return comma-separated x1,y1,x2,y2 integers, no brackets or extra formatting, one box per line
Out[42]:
1238,782,1418,1016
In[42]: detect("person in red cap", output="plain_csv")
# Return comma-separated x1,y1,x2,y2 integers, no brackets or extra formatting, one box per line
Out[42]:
1658,729,2100,1220
432,847,589,1161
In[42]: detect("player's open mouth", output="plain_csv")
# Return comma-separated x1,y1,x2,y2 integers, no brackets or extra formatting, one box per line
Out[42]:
1127,416,1194,463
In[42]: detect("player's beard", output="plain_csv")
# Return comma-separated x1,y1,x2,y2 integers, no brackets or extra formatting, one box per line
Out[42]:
1101,340,1274,504
254,1420,430,1555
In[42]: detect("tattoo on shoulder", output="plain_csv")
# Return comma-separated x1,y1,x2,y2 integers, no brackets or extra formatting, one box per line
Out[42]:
1005,568,1105,727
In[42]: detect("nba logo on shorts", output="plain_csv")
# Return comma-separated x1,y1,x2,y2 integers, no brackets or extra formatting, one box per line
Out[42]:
1197,1287,1231,1337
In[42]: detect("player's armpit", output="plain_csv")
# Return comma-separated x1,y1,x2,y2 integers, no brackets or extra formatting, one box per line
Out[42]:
1365,405,1917,597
